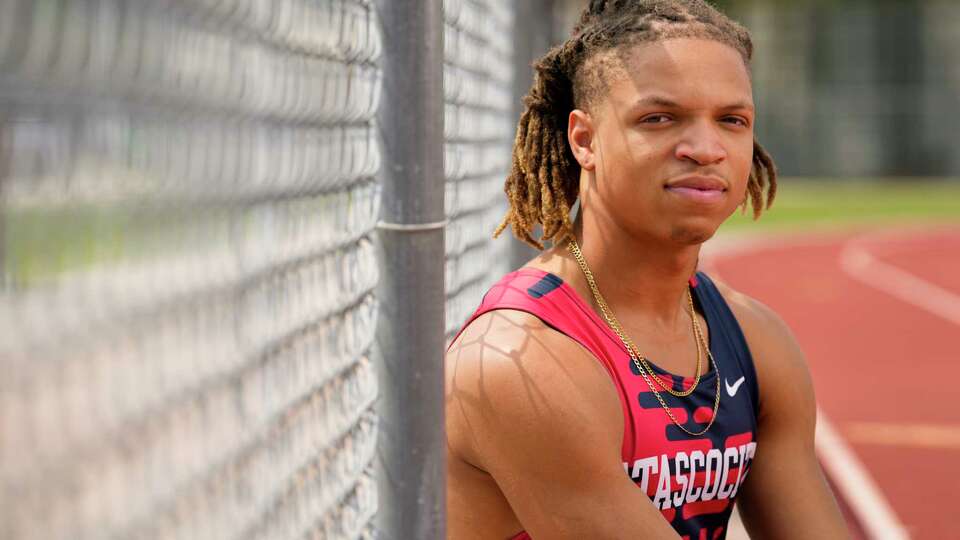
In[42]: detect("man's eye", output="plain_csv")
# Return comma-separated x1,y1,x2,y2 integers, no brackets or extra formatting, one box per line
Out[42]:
723,116,749,127
640,114,671,124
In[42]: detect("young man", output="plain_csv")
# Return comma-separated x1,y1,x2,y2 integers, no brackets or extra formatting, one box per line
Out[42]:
445,1,849,539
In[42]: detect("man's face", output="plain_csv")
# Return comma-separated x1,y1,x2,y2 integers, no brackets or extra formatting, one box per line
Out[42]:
574,38,756,245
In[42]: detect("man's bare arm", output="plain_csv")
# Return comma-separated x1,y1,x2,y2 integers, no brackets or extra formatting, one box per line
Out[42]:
446,309,680,540
719,285,850,539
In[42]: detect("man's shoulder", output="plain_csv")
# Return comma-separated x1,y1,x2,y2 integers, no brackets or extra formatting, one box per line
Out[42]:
445,307,624,469
710,276,799,352
446,307,614,395
708,276,814,418
449,308,560,355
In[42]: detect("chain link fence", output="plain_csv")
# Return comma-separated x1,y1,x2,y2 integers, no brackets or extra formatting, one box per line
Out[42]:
443,0,515,342
1,1,381,538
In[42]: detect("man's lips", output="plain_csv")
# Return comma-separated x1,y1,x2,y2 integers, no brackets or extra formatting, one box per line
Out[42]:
664,176,728,203
665,175,728,191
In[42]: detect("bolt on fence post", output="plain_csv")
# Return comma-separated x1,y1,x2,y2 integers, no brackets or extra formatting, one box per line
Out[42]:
373,0,447,538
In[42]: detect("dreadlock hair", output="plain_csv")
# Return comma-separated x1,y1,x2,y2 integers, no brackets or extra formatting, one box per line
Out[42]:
494,0,778,250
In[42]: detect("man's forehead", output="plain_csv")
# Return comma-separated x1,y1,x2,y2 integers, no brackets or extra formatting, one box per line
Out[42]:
621,39,747,72
599,41,754,108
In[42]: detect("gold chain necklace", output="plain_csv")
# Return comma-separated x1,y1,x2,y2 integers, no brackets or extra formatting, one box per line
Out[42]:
568,240,703,396
568,240,721,436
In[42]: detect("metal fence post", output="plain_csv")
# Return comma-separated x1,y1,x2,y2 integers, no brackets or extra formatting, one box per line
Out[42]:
373,0,447,538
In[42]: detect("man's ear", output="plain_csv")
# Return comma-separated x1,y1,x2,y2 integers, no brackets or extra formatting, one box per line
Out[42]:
568,109,596,171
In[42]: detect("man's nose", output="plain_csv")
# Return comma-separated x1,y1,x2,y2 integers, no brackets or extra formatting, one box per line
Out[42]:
674,120,727,165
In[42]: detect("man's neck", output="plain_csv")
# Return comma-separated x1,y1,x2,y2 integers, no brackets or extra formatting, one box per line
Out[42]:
567,212,702,331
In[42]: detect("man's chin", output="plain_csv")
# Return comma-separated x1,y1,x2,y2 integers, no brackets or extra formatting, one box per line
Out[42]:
668,221,720,246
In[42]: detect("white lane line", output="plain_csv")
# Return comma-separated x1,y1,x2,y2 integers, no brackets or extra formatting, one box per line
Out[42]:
839,236,960,326
705,231,913,539
816,410,912,540
833,229,960,539
845,421,960,450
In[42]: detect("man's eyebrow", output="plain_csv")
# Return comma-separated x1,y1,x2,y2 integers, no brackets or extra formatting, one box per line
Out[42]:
630,96,755,111
632,96,682,109
718,101,755,112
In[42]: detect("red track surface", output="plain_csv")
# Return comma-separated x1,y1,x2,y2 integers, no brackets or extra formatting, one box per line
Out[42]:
868,230,960,295
707,226,960,540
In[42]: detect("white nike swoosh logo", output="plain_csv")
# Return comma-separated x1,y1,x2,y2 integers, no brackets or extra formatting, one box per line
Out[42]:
725,376,746,397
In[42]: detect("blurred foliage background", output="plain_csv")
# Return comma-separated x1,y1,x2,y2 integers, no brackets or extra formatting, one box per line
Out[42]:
547,0,960,234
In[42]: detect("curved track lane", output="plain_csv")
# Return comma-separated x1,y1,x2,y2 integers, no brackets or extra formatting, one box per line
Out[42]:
706,226,960,540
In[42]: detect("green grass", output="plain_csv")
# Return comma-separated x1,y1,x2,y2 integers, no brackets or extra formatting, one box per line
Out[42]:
2,204,218,285
5,206,138,282
4,178,958,284
719,178,960,233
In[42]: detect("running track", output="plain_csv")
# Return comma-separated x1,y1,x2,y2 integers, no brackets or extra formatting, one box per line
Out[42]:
705,225,960,540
